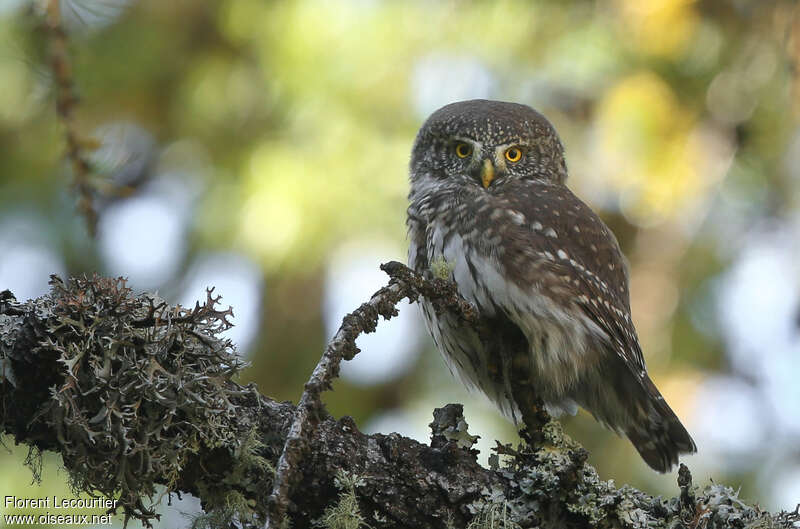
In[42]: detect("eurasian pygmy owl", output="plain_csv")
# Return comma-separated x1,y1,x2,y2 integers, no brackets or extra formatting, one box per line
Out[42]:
406,99,696,472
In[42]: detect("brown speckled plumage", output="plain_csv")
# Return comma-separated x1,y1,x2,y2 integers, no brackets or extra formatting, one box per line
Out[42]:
407,99,695,472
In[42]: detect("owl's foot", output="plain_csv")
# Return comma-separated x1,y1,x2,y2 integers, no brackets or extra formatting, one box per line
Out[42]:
512,385,551,446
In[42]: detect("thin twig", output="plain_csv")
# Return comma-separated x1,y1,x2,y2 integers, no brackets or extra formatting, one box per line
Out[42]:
264,261,478,527
45,0,98,235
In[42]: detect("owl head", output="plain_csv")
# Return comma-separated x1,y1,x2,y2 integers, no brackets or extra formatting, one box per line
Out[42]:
409,100,568,190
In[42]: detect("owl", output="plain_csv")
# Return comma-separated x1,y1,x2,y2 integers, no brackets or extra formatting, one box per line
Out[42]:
406,99,696,472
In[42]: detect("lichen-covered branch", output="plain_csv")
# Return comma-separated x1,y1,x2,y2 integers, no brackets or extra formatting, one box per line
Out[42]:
266,261,479,526
0,276,271,526
1,272,798,529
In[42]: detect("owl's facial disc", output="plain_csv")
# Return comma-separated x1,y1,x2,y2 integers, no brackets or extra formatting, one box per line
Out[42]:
481,159,495,188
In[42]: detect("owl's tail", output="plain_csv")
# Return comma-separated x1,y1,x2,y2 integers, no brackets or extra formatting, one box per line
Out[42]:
624,376,696,473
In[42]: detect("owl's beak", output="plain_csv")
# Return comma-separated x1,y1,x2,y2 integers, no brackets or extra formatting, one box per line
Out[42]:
481,159,495,189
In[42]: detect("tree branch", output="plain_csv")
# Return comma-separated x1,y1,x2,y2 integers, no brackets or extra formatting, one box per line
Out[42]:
266,261,479,526
0,270,797,529
44,0,98,235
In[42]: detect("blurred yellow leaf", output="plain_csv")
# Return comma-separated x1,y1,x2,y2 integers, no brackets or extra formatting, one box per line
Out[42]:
615,0,699,58
595,72,709,225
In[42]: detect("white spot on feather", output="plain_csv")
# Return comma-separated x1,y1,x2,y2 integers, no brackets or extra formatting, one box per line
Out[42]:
509,211,525,225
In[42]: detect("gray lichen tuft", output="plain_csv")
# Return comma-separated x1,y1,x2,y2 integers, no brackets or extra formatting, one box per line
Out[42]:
0,276,256,526
430,403,480,450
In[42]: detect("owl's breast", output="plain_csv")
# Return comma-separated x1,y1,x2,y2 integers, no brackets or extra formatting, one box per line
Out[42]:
424,210,497,312
412,191,510,308
409,190,605,411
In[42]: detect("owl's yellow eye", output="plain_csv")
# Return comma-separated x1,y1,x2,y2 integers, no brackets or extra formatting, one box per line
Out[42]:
455,142,472,158
505,147,522,163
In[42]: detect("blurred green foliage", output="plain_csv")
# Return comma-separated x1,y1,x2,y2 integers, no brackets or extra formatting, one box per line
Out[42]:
1,0,800,527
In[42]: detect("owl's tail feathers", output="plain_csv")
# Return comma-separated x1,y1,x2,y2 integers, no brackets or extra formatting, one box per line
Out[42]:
625,377,697,473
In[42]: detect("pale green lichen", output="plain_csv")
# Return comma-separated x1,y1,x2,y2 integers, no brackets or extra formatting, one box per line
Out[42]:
192,428,273,528
190,490,252,529
444,510,457,529
313,470,368,529
430,257,455,280
467,501,522,529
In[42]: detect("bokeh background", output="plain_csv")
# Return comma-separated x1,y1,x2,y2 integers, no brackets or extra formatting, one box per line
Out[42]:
2,0,800,526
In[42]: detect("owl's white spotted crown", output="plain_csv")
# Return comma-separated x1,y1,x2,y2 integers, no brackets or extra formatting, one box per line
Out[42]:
410,99,568,184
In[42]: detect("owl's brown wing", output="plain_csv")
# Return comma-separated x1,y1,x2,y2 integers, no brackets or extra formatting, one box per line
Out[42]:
569,270,647,375
498,181,646,373
495,182,695,471
564,262,696,471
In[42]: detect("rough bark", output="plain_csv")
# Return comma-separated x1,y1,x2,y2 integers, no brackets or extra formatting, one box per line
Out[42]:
0,272,797,529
